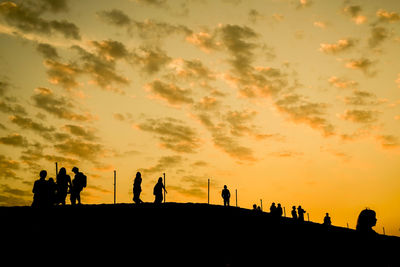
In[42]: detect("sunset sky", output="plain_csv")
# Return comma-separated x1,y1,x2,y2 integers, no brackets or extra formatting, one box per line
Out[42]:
1,0,399,236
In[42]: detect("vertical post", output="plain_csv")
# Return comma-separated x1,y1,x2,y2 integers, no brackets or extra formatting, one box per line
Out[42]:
55,162,58,177
114,170,116,204
260,199,263,211
283,207,286,217
163,173,166,203
383,227,385,235
307,213,310,222
207,179,210,204
347,223,349,228
235,189,238,207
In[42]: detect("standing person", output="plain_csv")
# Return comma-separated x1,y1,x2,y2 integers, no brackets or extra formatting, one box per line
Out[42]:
270,202,277,216
291,206,297,220
356,208,377,235
221,185,231,206
153,177,167,204
32,170,49,207
56,167,71,205
297,206,306,222
70,167,87,205
47,178,57,206
133,172,143,204
276,203,283,217
323,213,331,226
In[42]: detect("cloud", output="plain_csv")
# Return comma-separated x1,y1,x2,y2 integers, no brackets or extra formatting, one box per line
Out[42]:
319,38,356,54
368,26,389,48
224,109,258,137
145,79,193,106
375,135,400,149
376,9,400,23
343,90,379,106
0,133,28,147
275,94,335,136
31,87,95,121
0,99,27,115
71,45,129,92
97,9,131,26
138,155,183,176
167,58,215,82
343,5,367,24
185,31,220,53
136,117,201,153
9,114,55,139
54,138,105,162
0,184,30,205
43,59,81,89
62,124,97,141
297,0,313,9
313,21,327,29
328,76,358,89
91,39,129,61
133,0,167,7
269,150,303,158
37,43,59,60
339,109,379,123
0,154,20,180
345,58,376,76
168,175,207,198
0,1,81,40
248,9,264,24
132,46,171,75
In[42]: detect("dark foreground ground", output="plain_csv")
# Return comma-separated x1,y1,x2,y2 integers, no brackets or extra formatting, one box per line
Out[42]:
1,203,399,266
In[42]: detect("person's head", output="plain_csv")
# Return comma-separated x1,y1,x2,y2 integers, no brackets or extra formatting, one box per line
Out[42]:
59,167,66,176
72,167,79,174
49,178,54,183
158,177,163,183
39,170,47,179
298,205,302,209
224,185,227,189
277,203,281,207
326,213,329,216
292,206,296,210
272,202,275,206
253,204,257,209
356,208,377,231
136,172,141,179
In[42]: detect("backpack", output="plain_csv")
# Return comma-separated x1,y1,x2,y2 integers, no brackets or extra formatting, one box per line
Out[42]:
79,172,87,188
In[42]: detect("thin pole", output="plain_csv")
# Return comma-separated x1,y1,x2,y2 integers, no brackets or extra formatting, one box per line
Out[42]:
283,207,286,217
208,179,210,204
114,170,116,204
55,162,58,177
383,227,385,235
235,189,237,207
163,173,166,203
347,223,349,228
307,213,310,222
260,199,263,211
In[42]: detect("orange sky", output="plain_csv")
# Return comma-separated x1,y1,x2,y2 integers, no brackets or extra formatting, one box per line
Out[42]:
0,0,399,236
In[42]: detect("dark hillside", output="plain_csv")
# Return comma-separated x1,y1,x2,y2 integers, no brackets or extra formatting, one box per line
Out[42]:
1,203,399,266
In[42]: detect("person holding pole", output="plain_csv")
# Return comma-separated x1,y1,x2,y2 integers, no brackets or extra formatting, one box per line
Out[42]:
153,177,167,204
221,185,231,206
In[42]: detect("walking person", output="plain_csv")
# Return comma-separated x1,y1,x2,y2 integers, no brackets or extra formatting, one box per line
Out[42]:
56,167,71,205
153,177,167,204
297,205,306,222
70,167,87,205
291,206,297,220
221,185,231,206
133,172,143,204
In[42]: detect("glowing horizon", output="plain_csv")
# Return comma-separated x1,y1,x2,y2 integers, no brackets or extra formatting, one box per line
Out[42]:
0,0,399,236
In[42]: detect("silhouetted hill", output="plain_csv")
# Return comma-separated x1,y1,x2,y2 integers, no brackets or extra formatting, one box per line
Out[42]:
1,203,399,266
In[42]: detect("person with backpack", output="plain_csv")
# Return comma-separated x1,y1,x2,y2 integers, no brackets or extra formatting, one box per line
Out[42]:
70,167,87,205
153,177,167,204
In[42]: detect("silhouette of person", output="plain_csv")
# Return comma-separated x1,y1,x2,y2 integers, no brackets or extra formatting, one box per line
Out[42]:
153,177,167,204
297,206,306,222
356,208,378,235
253,204,258,211
291,206,297,219
323,213,331,226
70,167,87,205
47,178,57,206
276,203,283,217
221,185,230,206
32,170,48,207
56,167,71,205
133,172,143,204
270,202,277,216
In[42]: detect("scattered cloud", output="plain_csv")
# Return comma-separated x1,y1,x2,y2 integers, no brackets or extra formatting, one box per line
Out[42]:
0,154,21,180
368,26,389,48
43,59,81,89
145,79,193,106
9,114,55,139
135,117,201,153
0,1,81,40
54,138,105,162
339,109,379,123
62,124,97,141
376,9,400,23
31,87,95,121
343,5,367,25
132,46,171,75
328,76,358,89
345,58,376,76
36,43,60,60
297,0,313,9
0,133,28,147
319,38,356,54
343,90,379,106
375,135,400,149
138,155,183,176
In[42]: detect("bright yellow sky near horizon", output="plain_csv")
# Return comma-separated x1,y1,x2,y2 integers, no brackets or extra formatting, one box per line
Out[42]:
0,0,400,236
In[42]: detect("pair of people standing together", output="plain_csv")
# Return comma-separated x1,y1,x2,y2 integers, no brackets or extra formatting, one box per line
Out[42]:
133,172,167,204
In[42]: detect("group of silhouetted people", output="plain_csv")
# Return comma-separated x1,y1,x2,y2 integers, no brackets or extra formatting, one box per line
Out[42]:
132,172,167,204
32,167,86,207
